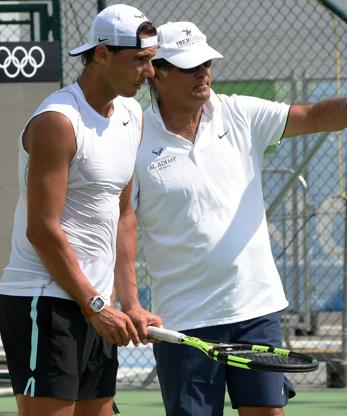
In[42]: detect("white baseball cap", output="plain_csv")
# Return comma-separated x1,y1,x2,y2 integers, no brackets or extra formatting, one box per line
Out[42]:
153,21,223,69
69,4,157,56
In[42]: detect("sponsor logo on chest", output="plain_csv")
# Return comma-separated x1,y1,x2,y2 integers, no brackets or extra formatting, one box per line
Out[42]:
149,155,176,171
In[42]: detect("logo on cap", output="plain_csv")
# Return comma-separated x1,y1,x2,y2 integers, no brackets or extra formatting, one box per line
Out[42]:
135,14,145,18
182,29,192,36
98,37,108,42
176,34,204,48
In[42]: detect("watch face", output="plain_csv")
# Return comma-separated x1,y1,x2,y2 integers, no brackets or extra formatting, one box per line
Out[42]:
91,296,105,312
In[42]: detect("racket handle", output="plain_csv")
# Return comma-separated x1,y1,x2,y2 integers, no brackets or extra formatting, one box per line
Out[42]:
147,326,185,344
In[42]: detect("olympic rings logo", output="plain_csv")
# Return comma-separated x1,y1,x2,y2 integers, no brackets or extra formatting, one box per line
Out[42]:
0,46,45,78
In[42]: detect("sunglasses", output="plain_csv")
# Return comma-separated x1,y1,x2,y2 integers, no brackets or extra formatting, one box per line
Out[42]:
155,59,212,73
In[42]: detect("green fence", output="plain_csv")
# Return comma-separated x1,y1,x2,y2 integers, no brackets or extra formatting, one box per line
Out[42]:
1,0,347,388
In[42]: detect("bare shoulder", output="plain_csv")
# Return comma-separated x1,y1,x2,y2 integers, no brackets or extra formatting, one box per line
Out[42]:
23,111,76,159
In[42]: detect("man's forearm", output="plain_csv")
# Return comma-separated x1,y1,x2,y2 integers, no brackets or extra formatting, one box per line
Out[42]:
114,210,141,311
284,97,347,138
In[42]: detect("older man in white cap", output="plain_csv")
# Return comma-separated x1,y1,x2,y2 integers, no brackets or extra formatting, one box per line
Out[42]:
132,20,347,416
0,4,162,416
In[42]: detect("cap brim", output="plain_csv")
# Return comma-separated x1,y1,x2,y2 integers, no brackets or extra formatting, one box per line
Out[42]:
69,42,98,57
154,44,223,69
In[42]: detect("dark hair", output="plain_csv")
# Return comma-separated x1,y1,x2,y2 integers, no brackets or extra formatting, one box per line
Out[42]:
137,21,157,40
152,58,172,68
81,21,157,66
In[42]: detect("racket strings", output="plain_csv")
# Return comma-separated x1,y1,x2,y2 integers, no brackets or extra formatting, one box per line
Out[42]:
215,349,314,368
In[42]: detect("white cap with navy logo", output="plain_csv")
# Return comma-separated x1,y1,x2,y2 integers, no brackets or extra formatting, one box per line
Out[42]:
69,4,157,56
153,21,223,69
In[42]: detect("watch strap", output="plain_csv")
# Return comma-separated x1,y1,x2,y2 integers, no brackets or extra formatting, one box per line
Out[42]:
82,302,94,317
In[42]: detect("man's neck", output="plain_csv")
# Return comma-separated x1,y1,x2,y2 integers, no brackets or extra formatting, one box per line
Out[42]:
158,100,204,142
77,70,115,118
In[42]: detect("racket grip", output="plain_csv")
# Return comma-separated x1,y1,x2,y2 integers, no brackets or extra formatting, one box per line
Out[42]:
147,326,185,344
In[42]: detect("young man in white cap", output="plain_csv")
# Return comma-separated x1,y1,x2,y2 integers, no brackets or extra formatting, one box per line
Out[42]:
132,21,347,416
0,4,161,416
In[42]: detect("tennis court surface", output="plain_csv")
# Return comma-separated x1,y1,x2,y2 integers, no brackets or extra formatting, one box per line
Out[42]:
0,389,346,415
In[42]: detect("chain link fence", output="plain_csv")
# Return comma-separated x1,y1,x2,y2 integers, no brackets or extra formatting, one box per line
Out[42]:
0,0,50,42
1,0,347,388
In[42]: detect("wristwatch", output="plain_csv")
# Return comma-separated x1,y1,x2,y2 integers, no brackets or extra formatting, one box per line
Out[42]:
83,295,106,317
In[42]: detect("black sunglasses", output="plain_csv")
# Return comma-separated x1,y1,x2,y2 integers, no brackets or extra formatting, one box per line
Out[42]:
154,59,212,73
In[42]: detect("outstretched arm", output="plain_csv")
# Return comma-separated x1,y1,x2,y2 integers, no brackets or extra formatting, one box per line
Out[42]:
283,97,347,138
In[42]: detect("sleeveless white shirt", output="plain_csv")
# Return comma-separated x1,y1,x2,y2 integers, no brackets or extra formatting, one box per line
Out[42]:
0,83,142,302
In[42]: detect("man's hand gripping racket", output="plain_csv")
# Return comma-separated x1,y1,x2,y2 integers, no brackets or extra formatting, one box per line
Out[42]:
147,326,319,373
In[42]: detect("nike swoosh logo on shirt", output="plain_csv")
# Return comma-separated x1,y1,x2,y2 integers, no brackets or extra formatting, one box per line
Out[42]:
123,120,130,126
218,129,229,139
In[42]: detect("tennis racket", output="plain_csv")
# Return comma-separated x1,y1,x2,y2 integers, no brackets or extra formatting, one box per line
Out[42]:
147,326,319,373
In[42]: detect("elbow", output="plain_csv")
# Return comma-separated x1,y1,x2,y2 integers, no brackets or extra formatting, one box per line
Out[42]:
26,225,44,249
26,222,58,250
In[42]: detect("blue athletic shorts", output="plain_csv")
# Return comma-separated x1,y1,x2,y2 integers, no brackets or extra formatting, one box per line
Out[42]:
153,311,295,415
0,295,118,400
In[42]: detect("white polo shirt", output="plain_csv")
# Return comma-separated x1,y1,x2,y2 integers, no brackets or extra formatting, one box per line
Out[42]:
132,90,290,330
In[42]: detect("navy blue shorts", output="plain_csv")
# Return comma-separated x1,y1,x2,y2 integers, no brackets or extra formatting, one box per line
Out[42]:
153,311,295,415
0,295,118,400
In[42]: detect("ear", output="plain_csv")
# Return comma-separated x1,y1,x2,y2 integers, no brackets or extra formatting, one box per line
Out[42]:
93,45,110,65
151,67,165,88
